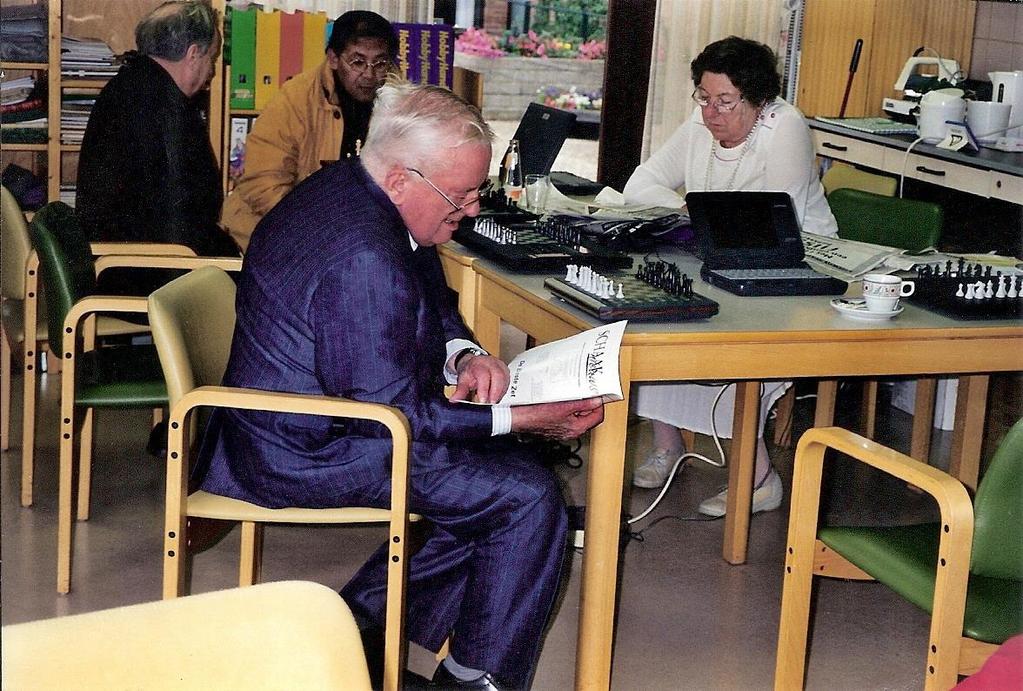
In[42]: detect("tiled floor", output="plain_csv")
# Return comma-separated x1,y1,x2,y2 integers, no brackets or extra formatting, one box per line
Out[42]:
2,332,1019,688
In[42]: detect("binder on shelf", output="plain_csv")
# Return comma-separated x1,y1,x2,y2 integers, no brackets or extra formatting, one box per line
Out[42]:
302,11,328,74
392,24,454,89
278,11,304,85
254,9,281,110
229,5,257,110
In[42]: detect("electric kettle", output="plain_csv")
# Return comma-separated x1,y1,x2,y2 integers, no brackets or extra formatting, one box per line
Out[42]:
916,88,966,143
989,70,1023,138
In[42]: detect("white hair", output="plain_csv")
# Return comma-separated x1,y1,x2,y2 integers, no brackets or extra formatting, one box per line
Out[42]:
361,80,494,178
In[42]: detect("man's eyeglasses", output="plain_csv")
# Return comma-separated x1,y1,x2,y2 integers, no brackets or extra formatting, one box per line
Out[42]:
407,168,492,214
341,55,391,76
692,89,744,113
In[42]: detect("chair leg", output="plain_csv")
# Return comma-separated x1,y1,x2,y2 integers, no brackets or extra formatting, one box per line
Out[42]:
152,407,164,426
958,637,999,677
57,396,77,594
45,345,61,374
76,407,95,521
1,327,10,451
681,429,696,452
859,380,879,439
20,335,38,507
238,521,263,586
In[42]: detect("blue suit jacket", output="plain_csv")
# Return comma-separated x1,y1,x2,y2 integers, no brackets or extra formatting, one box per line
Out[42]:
199,161,494,508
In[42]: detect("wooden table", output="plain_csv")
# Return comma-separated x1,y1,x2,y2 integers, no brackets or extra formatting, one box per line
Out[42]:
463,251,1022,690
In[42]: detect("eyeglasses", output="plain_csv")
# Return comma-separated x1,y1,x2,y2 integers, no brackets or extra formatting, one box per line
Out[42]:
341,55,391,76
407,168,492,214
692,89,744,113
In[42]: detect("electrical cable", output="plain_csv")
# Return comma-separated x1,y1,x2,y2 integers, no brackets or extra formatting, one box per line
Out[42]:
898,136,926,198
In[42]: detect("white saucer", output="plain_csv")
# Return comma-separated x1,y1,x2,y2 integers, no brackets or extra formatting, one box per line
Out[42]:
831,298,903,321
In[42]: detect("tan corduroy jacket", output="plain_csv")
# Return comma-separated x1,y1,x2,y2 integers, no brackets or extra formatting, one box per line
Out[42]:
221,60,344,250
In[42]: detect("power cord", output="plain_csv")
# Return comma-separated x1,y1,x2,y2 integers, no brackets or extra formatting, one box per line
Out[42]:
898,136,926,198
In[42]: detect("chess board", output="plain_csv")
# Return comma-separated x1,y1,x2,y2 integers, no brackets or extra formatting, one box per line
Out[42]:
906,260,1023,321
454,214,634,273
544,265,719,321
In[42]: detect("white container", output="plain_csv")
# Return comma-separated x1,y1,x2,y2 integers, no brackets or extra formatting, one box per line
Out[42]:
989,70,1023,138
917,88,966,143
966,100,1013,142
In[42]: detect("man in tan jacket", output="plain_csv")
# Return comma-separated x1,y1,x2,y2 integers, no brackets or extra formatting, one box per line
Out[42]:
222,11,396,250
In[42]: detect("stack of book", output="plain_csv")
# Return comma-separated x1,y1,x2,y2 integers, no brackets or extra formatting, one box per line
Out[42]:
1,75,47,144
61,36,119,79
60,92,97,145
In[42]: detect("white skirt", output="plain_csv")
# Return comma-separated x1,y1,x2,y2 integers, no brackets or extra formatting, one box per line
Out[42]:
633,381,792,439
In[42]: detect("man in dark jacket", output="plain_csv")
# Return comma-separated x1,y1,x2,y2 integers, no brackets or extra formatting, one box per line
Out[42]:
77,0,237,294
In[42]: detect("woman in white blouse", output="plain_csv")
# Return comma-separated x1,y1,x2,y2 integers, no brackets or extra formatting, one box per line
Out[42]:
623,36,837,516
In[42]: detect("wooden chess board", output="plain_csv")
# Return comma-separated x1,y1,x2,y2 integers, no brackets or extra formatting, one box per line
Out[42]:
545,272,719,321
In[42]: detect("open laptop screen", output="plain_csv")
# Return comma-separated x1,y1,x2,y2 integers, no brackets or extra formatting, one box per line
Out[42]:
686,191,805,269
511,103,577,178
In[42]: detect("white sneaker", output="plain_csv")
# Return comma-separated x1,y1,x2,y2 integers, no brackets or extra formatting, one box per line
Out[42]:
633,448,680,489
697,468,783,517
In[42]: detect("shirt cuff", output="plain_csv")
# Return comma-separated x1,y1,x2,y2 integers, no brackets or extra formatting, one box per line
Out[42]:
491,405,512,436
444,338,487,384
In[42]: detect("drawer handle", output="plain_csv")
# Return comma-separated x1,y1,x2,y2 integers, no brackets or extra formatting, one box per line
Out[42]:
915,165,946,177
822,142,848,152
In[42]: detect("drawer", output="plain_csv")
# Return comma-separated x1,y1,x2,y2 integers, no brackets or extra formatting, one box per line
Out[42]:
990,171,1023,204
884,150,991,196
812,130,885,168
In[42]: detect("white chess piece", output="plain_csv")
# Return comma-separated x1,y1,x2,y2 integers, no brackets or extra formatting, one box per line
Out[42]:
965,283,976,300
985,280,994,299
956,283,964,298
996,275,1007,299
616,282,624,299
1009,276,1019,299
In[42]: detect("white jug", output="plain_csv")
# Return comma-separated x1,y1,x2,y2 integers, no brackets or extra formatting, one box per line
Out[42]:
917,88,966,143
989,70,1023,138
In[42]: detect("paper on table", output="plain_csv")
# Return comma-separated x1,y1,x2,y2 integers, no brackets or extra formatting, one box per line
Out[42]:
543,184,679,221
801,232,905,281
496,320,627,406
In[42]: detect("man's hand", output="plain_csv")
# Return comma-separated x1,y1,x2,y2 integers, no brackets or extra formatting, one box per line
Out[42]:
510,397,605,440
449,354,510,404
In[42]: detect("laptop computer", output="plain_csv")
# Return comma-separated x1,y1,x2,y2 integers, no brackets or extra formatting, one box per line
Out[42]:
686,191,848,297
511,103,577,177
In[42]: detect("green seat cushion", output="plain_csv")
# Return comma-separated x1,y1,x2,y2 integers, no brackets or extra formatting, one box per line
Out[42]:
75,345,168,408
819,524,1022,644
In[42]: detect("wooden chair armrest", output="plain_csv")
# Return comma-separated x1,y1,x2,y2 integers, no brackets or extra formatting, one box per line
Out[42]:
90,242,198,257
94,255,243,277
65,296,150,332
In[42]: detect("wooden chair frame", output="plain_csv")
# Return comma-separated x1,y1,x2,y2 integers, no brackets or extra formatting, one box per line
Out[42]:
56,254,242,594
165,385,413,691
775,426,991,690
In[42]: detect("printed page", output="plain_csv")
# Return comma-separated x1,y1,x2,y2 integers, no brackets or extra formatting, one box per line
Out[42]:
496,320,627,406
801,232,904,281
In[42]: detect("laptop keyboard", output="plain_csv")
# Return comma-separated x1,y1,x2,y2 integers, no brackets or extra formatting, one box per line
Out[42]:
712,267,829,279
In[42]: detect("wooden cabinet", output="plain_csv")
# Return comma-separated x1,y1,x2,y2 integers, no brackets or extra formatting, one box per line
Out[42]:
798,0,976,118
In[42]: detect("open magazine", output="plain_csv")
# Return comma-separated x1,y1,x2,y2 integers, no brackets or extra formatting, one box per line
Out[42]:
495,320,627,407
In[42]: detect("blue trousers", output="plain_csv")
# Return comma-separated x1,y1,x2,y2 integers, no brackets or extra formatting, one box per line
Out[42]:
341,437,568,689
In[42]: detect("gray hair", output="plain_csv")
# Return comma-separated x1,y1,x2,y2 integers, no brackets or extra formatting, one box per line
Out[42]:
361,80,494,178
136,1,219,61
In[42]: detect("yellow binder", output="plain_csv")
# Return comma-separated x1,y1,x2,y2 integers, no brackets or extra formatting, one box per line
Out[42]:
255,9,281,110
302,11,328,75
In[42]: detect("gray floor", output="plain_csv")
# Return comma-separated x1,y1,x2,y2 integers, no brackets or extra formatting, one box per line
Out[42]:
3,333,1019,689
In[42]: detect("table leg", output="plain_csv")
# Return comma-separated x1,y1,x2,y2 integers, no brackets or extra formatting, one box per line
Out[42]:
814,379,838,427
723,381,760,565
909,377,936,462
473,287,502,356
949,374,989,491
575,348,632,690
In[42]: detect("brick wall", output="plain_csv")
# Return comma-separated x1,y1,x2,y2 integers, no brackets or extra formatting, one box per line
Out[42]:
483,0,508,35
455,52,605,120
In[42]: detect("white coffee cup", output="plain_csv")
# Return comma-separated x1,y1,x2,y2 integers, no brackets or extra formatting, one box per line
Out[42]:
862,273,914,313
966,100,1012,142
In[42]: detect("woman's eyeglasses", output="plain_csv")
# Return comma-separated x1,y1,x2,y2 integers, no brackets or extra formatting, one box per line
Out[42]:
692,89,744,113
406,168,492,213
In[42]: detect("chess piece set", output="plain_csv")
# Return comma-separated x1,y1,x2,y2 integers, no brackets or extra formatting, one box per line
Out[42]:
910,259,1023,320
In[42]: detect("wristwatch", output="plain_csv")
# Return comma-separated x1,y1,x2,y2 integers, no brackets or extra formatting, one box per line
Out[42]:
454,347,485,371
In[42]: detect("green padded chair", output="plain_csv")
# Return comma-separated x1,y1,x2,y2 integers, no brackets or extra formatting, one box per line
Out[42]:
776,420,1023,690
821,162,898,198
828,187,943,253
826,187,945,452
30,202,241,594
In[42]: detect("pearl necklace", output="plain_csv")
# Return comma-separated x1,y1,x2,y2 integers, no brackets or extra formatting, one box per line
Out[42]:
704,108,764,191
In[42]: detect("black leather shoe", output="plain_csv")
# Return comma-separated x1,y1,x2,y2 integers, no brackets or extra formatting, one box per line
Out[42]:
431,663,507,690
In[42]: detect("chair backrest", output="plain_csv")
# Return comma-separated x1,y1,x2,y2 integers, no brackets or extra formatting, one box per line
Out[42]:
147,265,237,407
827,188,943,252
1,184,33,300
821,162,898,197
28,202,98,356
971,417,1023,580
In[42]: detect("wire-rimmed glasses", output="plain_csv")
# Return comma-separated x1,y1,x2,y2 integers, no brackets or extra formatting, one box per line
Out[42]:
692,89,744,113
406,168,492,213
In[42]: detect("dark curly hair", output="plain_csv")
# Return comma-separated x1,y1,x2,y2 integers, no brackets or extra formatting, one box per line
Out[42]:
690,36,781,106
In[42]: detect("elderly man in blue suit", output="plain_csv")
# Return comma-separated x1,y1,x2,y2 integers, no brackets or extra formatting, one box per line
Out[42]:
197,81,605,689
